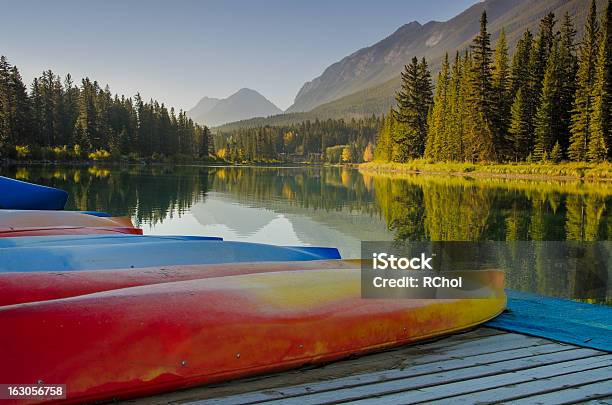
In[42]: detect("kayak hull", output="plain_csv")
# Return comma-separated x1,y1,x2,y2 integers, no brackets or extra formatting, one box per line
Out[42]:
0,226,143,238
0,268,505,404
0,238,341,272
0,176,68,210
0,210,135,228
0,260,360,306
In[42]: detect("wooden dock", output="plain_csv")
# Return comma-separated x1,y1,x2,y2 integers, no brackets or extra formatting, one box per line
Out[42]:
124,327,612,405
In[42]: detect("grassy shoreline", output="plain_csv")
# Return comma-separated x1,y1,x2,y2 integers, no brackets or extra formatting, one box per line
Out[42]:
359,160,612,181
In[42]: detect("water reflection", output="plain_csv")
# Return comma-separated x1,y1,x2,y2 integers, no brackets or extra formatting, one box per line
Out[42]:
2,164,610,303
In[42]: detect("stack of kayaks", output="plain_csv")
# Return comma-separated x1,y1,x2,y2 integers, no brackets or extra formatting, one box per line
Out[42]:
0,176,141,237
0,176,506,404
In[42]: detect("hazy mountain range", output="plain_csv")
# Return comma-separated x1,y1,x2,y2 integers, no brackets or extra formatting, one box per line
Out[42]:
202,0,606,131
187,88,282,127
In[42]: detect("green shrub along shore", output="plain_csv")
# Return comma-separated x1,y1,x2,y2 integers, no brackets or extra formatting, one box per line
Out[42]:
360,160,612,180
1,144,222,165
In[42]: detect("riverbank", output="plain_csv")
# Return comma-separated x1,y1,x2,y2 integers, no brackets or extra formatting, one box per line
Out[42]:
359,161,612,181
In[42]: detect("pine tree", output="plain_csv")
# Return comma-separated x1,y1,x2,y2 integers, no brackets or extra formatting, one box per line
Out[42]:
417,57,434,134
569,0,599,161
589,0,612,161
509,88,532,161
394,57,432,160
0,56,10,145
4,64,31,146
492,28,511,159
77,78,98,150
530,13,556,107
374,110,394,161
426,53,450,161
447,51,465,160
534,39,563,160
558,13,579,156
511,30,534,97
528,13,557,161
62,74,79,147
458,51,473,161
508,30,534,160
467,10,496,161
200,126,210,157
30,78,43,146
550,141,562,162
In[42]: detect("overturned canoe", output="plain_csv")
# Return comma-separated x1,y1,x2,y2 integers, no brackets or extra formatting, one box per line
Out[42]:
0,236,341,272
0,176,68,210
0,210,135,228
0,268,505,404
0,226,143,238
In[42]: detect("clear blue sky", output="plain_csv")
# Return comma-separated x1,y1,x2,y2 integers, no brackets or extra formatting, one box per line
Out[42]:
0,0,477,111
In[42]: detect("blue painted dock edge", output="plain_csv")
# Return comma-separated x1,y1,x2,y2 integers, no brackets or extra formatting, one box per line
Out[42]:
486,289,611,352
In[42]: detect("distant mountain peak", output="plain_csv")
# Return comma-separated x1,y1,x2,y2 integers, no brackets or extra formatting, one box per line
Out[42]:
235,87,257,94
187,88,282,127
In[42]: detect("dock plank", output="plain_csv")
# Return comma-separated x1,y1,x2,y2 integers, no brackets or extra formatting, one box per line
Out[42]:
122,328,610,405
194,350,607,405
419,366,612,404
344,356,612,405
123,328,512,405
509,380,612,405
191,342,572,405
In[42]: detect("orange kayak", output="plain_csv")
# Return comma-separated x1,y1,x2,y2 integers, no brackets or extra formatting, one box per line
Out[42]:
0,267,505,404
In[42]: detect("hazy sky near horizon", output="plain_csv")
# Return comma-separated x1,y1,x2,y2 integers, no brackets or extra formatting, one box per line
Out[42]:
1,0,477,111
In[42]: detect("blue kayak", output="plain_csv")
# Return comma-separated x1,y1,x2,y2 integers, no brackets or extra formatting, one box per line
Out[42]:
0,176,68,210
0,235,341,272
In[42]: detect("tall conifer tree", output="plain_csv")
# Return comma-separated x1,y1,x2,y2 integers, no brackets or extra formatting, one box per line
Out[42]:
530,13,556,106
426,53,450,160
534,39,563,159
558,13,579,155
467,11,496,161
589,0,612,161
569,0,599,161
447,51,465,160
492,28,511,159
508,30,534,160
394,57,432,160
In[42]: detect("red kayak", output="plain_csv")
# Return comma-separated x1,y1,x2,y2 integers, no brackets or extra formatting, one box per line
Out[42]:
0,268,505,404
0,260,359,306
0,226,143,238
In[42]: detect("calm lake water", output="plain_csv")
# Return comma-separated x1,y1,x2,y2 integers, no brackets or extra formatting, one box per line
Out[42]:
2,164,611,304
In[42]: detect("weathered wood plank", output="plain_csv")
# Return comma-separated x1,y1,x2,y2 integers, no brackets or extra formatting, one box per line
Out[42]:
188,343,572,405
581,400,612,405
508,380,612,405
419,366,612,404
398,333,558,367
121,329,525,405
193,350,607,405
344,355,612,405
295,328,519,372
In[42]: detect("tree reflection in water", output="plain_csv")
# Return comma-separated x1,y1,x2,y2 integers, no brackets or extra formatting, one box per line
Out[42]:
2,164,609,303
